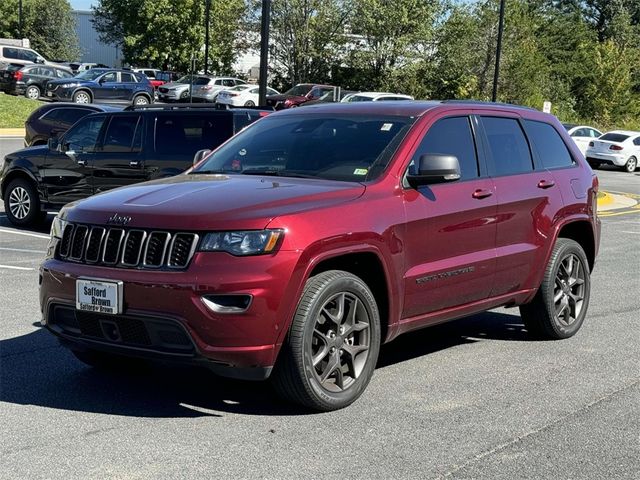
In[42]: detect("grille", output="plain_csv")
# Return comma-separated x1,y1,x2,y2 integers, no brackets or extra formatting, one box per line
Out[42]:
57,223,198,270
159,87,168,93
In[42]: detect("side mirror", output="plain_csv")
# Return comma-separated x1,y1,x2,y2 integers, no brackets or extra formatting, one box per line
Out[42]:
47,137,59,151
406,154,461,188
35,57,45,64
193,149,212,165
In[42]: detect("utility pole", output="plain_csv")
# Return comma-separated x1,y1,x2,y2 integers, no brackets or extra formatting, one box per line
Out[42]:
258,0,271,106
204,0,211,75
492,0,506,102
19,0,23,40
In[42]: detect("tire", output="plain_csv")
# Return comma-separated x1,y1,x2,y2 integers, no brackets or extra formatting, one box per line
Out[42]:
180,90,189,101
132,94,149,105
244,100,255,107
24,85,40,100
624,156,637,173
72,90,91,104
520,238,591,339
3,178,42,227
272,270,381,411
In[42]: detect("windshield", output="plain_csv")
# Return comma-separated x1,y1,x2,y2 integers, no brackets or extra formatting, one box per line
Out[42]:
75,69,107,81
191,114,414,182
347,95,375,102
284,84,313,96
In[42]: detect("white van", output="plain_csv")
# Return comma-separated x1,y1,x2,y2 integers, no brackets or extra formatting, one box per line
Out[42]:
0,44,50,69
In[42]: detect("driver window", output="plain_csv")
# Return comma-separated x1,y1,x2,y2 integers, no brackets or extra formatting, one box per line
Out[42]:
63,116,106,153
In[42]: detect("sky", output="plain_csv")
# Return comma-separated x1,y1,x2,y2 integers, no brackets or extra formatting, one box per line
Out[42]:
70,0,94,10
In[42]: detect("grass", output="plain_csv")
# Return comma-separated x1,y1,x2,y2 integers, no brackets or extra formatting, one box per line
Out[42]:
0,92,43,129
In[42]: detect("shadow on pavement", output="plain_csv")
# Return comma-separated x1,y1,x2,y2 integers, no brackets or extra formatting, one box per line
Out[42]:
1,311,526,418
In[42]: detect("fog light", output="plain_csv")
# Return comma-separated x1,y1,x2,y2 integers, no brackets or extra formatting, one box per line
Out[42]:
201,294,252,314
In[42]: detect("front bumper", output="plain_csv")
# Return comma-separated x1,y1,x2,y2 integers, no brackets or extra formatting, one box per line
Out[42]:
45,87,73,101
157,89,184,101
40,249,301,379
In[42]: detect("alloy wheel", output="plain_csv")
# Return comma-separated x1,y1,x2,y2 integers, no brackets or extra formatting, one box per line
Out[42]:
310,292,371,392
553,253,586,327
625,157,637,172
134,95,149,105
8,186,31,220
26,86,40,99
75,92,90,103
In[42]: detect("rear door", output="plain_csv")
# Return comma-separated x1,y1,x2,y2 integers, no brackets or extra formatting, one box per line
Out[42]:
117,71,138,101
89,114,146,193
478,114,563,297
401,114,497,318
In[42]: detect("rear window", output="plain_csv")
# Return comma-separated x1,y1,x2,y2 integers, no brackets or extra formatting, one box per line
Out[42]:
192,114,414,182
524,120,575,169
155,114,234,154
600,133,629,143
482,116,533,176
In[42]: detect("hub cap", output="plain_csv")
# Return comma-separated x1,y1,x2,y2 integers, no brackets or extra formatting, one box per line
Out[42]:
554,254,585,326
26,87,39,99
8,186,31,219
75,92,89,103
135,96,148,105
626,157,637,172
310,292,370,392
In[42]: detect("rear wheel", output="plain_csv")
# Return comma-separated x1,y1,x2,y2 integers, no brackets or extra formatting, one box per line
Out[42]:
244,100,255,107
624,156,637,173
24,85,40,100
133,94,149,105
520,238,590,339
272,270,381,411
4,178,42,227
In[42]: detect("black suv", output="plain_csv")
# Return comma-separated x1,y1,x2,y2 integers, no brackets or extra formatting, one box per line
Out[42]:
1,105,269,226
0,64,74,99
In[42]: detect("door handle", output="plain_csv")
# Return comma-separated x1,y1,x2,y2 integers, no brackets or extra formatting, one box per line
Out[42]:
537,179,555,189
129,160,140,167
472,189,493,199
76,158,86,166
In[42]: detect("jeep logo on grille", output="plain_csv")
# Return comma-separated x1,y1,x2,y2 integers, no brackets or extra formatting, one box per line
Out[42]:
106,213,132,226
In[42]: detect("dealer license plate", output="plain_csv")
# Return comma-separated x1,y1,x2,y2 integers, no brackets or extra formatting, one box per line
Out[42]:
76,279,123,315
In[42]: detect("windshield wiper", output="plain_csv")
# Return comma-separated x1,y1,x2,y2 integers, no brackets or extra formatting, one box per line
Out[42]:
189,168,232,175
240,169,319,179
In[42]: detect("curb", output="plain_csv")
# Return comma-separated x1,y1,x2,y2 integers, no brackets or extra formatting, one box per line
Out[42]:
598,190,639,216
0,128,25,137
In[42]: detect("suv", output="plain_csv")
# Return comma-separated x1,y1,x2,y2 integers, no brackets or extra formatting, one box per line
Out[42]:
0,64,75,99
0,44,50,70
266,83,338,109
1,105,268,225
38,101,600,411
45,68,154,105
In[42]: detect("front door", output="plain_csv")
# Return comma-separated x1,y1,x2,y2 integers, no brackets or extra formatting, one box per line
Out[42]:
401,115,497,319
93,71,118,101
41,114,107,205
89,114,146,193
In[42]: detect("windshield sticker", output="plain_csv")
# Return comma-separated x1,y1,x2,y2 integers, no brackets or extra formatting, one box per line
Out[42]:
381,123,393,131
353,168,368,175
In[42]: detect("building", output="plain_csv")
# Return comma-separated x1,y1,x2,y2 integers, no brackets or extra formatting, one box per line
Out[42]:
72,10,120,67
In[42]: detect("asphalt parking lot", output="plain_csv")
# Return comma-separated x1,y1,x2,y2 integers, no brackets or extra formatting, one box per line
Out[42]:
0,136,638,478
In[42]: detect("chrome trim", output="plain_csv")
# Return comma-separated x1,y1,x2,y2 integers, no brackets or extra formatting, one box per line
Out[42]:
120,229,147,266
101,228,125,264
84,227,106,263
167,233,199,269
69,225,88,260
58,224,74,258
142,231,171,268
201,295,253,314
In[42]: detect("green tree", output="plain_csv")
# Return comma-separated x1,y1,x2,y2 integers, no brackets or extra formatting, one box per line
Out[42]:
0,0,79,61
93,0,246,73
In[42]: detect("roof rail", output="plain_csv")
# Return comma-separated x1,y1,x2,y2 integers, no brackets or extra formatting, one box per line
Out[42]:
442,99,539,111
123,103,275,112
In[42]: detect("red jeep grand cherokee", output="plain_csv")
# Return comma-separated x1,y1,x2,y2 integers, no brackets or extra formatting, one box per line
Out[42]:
40,101,600,411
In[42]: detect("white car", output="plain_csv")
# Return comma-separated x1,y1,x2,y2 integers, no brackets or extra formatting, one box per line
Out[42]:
585,130,640,172
217,85,279,107
562,124,602,156
341,92,414,102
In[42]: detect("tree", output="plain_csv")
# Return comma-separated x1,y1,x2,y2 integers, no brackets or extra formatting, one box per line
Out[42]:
0,0,79,61
93,0,246,73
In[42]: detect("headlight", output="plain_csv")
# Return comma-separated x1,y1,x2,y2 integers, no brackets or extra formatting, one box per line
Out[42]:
199,229,283,256
60,83,76,89
50,216,68,239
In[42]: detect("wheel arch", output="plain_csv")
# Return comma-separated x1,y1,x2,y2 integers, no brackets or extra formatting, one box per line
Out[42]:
1,168,39,200
556,219,596,272
73,88,93,101
133,91,152,102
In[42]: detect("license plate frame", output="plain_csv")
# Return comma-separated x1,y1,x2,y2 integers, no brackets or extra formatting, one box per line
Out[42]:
76,278,123,315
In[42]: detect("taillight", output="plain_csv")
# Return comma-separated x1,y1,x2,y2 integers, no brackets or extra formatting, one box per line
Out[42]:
202,85,213,91
13,70,23,81
610,145,623,151
588,141,594,147
229,93,239,97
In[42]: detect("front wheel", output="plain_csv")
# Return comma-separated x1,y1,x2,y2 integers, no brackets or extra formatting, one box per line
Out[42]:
72,90,91,104
520,238,591,339
3,178,42,227
624,156,637,173
272,270,381,411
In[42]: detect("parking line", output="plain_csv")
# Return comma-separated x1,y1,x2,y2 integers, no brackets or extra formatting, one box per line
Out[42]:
0,247,46,254
0,265,34,271
620,231,640,235
0,228,50,239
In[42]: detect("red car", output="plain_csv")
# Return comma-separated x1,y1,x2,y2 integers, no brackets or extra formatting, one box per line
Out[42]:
266,83,337,109
40,101,600,411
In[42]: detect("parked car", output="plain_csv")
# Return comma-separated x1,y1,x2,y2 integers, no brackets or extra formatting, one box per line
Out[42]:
132,68,164,89
0,64,75,99
68,63,110,74
36,101,599,411
191,77,247,103
301,89,359,106
342,92,414,102
562,124,602,156
24,103,123,147
1,105,269,225
585,130,640,172
217,84,279,107
0,44,53,70
45,68,154,105
266,83,337,109
156,74,211,102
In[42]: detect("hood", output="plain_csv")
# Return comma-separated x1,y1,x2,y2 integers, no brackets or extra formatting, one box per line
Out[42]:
63,174,365,231
47,78,92,87
161,82,189,89
5,145,48,160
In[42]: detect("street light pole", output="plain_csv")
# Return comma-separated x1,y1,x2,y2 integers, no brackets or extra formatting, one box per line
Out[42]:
492,0,505,102
258,0,271,106
204,0,211,75
19,0,23,39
